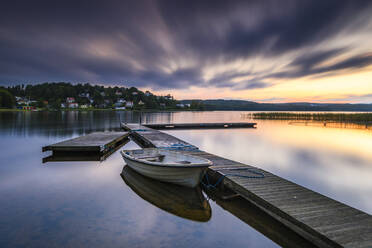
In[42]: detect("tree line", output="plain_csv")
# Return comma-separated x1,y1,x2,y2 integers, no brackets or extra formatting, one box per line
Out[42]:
1,82,204,110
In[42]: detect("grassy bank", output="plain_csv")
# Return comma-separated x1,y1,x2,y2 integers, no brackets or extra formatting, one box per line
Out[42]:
251,112,372,123
0,108,25,112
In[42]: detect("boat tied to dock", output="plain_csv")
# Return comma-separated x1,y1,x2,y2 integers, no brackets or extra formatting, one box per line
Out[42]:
121,148,213,188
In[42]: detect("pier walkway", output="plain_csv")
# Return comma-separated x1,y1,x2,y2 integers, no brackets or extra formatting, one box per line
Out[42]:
122,123,372,248
42,132,129,162
142,122,256,130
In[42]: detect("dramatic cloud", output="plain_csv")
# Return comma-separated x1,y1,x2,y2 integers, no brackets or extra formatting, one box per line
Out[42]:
1,0,372,92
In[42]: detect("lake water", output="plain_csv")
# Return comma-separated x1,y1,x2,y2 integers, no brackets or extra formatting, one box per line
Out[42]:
0,111,371,247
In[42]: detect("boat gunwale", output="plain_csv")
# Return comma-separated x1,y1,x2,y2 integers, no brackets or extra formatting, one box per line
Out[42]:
120,149,212,168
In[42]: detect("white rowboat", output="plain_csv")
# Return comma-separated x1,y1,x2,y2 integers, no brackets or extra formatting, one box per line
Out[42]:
120,148,212,188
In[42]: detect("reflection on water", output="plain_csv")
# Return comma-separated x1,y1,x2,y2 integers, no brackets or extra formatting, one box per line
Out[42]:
0,111,279,248
203,189,315,248
1,110,371,247
121,166,211,222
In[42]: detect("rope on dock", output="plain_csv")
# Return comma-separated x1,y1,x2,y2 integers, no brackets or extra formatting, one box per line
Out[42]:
202,168,265,189
130,129,150,132
158,143,199,151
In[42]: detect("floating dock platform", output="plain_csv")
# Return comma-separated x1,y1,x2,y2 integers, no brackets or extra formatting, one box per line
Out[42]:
122,123,372,248
42,132,129,162
142,122,256,130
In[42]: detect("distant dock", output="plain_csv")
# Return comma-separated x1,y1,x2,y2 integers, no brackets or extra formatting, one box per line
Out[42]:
122,123,372,248
142,122,256,130
42,132,129,162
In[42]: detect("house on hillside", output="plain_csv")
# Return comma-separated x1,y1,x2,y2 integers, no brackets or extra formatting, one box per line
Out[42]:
68,102,79,108
114,102,124,108
165,94,173,100
22,106,36,110
66,97,75,103
126,101,134,108
79,92,90,98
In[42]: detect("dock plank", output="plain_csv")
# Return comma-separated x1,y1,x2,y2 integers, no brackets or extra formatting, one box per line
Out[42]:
122,123,372,248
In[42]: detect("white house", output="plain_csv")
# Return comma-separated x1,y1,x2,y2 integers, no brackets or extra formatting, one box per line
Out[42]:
132,92,138,95
68,102,79,108
176,103,185,108
138,100,145,105
115,107,126,110
66,97,75,103
114,102,124,107
79,92,90,98
118,98,126,103
126,101,134,107
164,94,173,100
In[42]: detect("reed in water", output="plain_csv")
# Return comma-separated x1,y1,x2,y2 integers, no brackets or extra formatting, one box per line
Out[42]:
249,112,372,123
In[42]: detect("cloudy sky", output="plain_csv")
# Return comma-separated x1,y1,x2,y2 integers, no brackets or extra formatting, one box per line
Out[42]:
1,0,372,102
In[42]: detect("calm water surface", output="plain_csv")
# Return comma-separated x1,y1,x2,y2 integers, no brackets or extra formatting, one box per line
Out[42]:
1,111,371,247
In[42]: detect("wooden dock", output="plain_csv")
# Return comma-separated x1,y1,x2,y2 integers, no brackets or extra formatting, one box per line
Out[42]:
42,132,129,162
142,122,256,130
122,123,372,248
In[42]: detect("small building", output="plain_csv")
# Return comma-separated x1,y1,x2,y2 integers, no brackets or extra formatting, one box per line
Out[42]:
17,100,27,105
22,106,36,111
80,104,89,109
68,103,79,108
115,107,126,110
132,92,138,95
185,104,191,108
66,97,75,103
176,103,185,108
138,100,145,105
114,102,124,108
126,101,134,108
117,98,126,103
165,94,173,100
115,91,122,96
61,103,66,108
100,92,105,97
79,93,90,98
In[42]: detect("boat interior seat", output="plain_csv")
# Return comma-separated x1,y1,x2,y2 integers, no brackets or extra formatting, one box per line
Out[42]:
176,160,191,164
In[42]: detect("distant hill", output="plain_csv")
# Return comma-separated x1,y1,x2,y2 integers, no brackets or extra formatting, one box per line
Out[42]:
180,99,372,111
